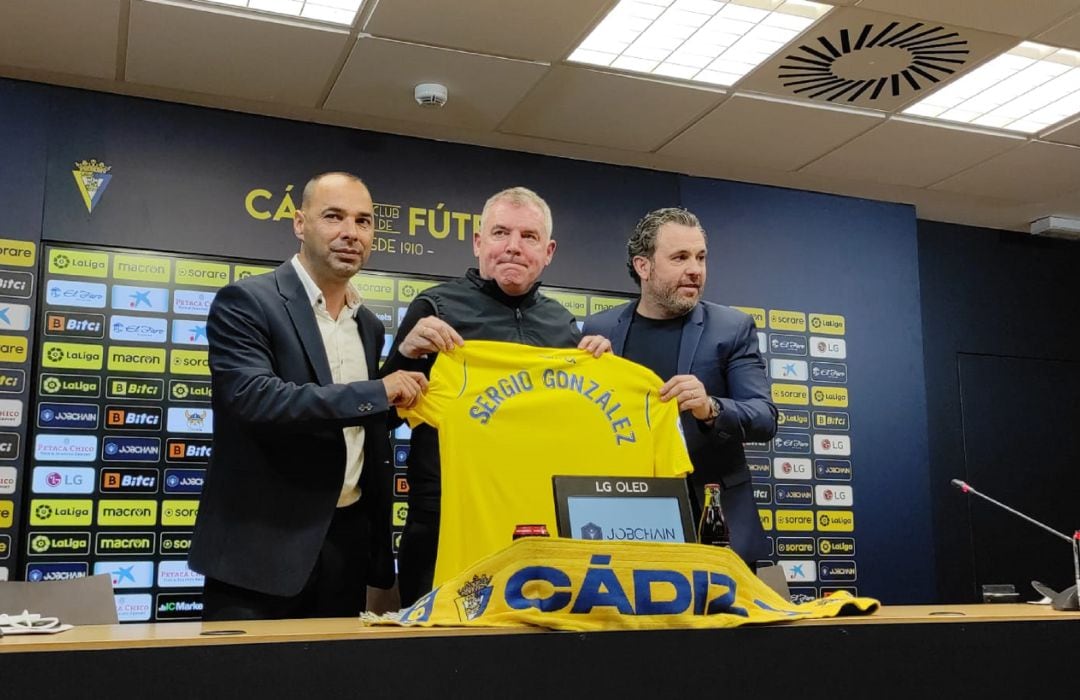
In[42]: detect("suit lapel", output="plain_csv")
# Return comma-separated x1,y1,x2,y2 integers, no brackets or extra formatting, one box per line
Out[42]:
610,301,637,355
678,303,705,375
277,263,333,386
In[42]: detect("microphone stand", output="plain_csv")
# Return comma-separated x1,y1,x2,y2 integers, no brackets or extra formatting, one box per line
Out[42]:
951,479,1080,611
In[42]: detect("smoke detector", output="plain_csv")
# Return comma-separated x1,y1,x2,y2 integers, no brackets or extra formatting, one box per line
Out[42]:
414,83,448,108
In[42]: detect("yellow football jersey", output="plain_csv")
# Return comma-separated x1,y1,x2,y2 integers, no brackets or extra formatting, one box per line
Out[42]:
399,339,694,589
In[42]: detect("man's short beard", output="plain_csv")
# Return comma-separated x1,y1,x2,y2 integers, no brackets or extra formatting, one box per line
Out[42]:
651,283,698,317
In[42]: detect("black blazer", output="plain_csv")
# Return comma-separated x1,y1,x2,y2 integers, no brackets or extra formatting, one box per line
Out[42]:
583,300,777,562
189,261,394,596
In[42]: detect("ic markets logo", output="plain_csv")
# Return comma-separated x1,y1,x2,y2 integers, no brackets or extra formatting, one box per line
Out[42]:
34,434,96,461
102,436,161,463
166,438,212,463
772,432,810,454
37,402,99,430
26,562,88,582
109,315,168,343
166,407,213,434
92,560,154,588
105,405,162,431
44,311,105,338
164,468,205,494
172,289,215,316
156,593,204,621
45,279,106,309
769,334,807,356
111,285,169,313
31,466,95,494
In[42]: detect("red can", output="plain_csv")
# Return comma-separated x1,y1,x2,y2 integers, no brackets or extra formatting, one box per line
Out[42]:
512,524,550,539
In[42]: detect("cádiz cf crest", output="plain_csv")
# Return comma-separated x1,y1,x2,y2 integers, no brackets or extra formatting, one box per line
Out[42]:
72,159,112,213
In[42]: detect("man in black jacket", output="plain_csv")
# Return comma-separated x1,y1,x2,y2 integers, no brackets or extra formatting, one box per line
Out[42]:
383,186,609,605
190,172,427,620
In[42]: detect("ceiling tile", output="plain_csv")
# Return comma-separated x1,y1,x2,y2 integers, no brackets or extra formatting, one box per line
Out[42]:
1041,116,1080,145
365,0,616,62
126,0,348,106
737,7,1021,113
659,94,882,171
1035,12,1080,50
857,0,1080,37
801,117,1025,187
326,38,548,130
499,66,723,152
0,0,121,79
930,141,1080,201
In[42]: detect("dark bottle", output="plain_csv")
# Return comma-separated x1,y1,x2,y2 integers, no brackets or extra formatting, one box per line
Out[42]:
698,483,730,547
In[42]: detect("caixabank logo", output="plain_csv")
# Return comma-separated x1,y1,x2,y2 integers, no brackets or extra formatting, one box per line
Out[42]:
26,561,88,582
107,376,164,401
105,405,162,431
37,402,99,430
0,303,31,332
171,320,208,346
156,593,204,621
92,561,155,588
110,285,169,314
170,380,211,402
102,436,161,463
40,373,100,398
45,279,106,309
769,359,807,382
164,468,204,494
166,438,212,463
44,311,105,339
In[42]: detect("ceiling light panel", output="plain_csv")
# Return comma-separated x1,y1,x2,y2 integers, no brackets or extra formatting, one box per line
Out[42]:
569,0,833,86
193,0,362,26
903,42,1080,133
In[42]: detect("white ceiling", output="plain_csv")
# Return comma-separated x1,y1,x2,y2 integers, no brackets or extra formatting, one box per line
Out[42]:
5,0,1080,232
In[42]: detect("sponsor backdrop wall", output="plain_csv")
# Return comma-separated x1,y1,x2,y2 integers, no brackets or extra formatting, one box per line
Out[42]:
0,77,935,615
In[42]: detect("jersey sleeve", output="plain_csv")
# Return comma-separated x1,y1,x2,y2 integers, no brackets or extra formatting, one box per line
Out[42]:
396,345,468,429
649,389,695,477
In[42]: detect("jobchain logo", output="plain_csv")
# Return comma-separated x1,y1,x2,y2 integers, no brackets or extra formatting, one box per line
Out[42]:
774,484,814,506
40,373,100,398
157,560,205,588
814,485,854,507
164,468,205,494
41,341,102,369
769,334,807,356
810,336,846,359
114,594,153,622
769,359,807,381
772,458,811,481
29,499,93,526
26,533,89,553
26,562,88,582
100,468,159,493
815,459,853,481
0,303,31,331
109,315,168,343
44,310,105,338
171,319,208,346
31,466,95,494
170,380,211,402
811,362,847,384
166,438,212,463
0,270,34,299
102,436,161,463
37,402,98,430
772,432,810,454
814,434,851,456
746,457,771,480
46,279,106,308
49,249,107,278
107,376,164,401
172,289,215,316
0,335,28,363
97,499,158,526
34,434,97,462
819,561,857,583
111,285,169,313
167,407,213,434
105,405,162,431
95,532,156,556
93,560,154,588
161,500,199,526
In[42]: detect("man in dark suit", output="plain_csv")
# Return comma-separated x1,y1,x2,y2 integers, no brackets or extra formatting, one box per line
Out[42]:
583,207,777,566
190,172,427,620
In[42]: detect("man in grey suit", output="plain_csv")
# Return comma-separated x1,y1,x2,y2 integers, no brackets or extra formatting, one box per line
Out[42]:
582,207,777,566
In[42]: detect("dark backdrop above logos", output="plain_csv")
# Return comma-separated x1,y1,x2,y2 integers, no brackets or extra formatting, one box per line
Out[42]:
6,77,938,602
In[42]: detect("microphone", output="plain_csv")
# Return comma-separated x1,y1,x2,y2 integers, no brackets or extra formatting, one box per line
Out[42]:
951,478,1080,610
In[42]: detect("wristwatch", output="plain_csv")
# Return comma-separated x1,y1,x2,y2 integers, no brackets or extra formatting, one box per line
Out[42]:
706,396,721,421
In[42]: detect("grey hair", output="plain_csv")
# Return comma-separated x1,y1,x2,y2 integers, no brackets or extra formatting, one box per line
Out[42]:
300,172,367,209
480,187,553,238
627,207,706,285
